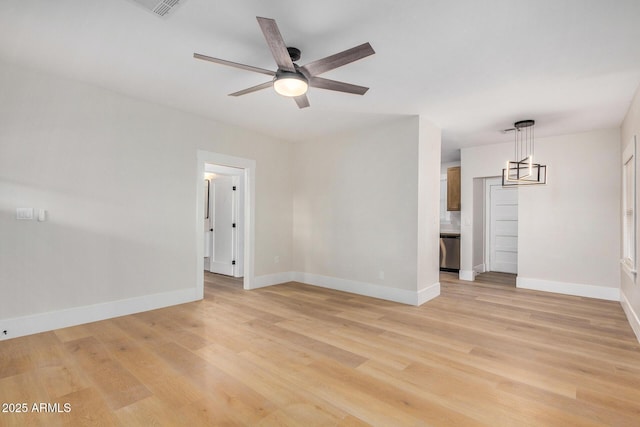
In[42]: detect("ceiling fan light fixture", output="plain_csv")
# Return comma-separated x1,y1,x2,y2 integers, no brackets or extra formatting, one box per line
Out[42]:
273,71,308,97
194,17,374,108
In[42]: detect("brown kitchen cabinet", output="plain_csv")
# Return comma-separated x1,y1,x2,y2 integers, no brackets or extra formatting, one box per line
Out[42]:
447,166,461,211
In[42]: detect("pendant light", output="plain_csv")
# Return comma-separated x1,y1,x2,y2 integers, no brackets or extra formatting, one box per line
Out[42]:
502,120,547,186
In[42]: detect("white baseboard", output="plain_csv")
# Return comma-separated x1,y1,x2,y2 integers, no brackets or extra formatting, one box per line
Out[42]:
621,291,640,343
459,270,475,281
0,270,443,340
292,272,439,306
249,271,440,306
516,277,620,301
417,282,441,305
252,271,294,289
0,287,200,341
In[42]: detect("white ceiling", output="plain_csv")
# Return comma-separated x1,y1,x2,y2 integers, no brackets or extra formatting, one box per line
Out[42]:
2,0,640,162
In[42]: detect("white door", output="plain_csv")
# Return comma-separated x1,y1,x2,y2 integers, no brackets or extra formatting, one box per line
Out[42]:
487,178,518,274
209,175,237,276
203,180,212,259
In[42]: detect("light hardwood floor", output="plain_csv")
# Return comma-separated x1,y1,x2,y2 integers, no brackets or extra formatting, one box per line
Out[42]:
1,272,640,426
474,271,517,287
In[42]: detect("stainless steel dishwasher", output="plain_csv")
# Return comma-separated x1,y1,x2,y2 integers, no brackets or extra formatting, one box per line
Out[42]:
440,233,460,271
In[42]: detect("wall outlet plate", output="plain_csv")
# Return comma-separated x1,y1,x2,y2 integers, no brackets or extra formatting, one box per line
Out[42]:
16,208,34,220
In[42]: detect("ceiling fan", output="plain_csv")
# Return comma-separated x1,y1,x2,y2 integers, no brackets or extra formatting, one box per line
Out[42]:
193,16,375,109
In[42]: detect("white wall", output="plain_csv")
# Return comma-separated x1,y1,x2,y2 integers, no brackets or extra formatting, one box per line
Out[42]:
517,129,620,299
418,116,443,303
0,61,293,337
291,116,441,304
621,84,640,340
461,129,620,300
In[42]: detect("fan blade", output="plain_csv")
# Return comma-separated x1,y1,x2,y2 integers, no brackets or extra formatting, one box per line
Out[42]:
300,42,375,77
309,77,369,95
294,94,310,109
194,53,275,77
256,17,296,73
229,81,273,97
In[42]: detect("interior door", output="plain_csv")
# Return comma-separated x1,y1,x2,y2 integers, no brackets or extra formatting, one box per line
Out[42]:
487,178,518,274
209,175,236,276
204,179,212,259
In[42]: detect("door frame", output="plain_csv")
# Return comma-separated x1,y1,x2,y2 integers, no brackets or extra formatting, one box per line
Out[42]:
484,177,498,272
196,150,255,295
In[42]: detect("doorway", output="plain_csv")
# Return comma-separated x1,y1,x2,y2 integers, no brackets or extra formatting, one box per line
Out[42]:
485,177,518,274
196,151,255,297
205,164,244,278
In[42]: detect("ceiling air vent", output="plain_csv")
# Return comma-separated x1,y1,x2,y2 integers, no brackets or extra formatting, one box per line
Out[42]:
129,0,186,18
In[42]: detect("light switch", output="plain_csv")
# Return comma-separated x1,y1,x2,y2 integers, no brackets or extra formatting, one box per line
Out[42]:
16,208,34,220
38,209,47,222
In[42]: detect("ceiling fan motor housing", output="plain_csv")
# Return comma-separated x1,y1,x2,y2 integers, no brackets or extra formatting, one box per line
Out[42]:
287,47,301,62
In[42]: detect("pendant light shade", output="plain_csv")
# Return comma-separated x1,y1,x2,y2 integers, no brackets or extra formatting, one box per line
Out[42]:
502,120,547,186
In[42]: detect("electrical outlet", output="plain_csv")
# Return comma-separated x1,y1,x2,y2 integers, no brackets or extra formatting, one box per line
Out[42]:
274,256,280,264
379,271,385,280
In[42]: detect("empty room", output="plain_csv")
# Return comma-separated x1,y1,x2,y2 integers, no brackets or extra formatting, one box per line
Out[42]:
2,1,640,425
